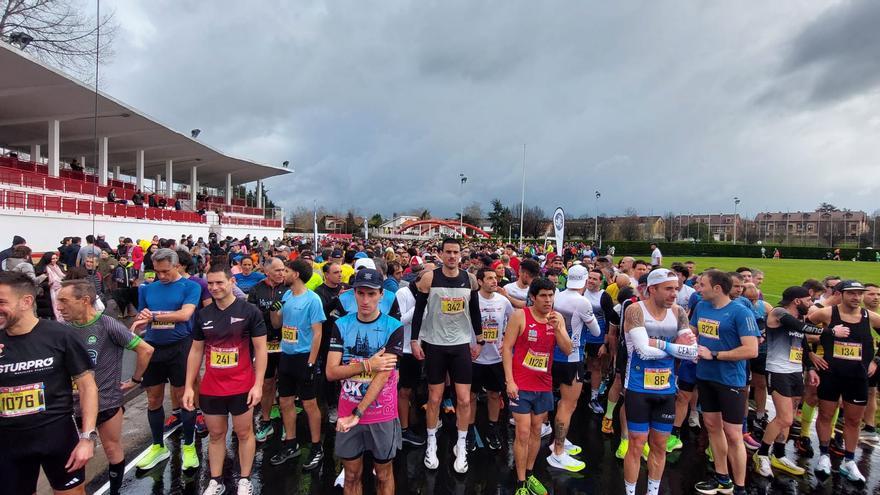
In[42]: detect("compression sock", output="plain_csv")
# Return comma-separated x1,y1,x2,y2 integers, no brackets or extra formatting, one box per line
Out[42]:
624,481,636,495
605,399,617,419
830,408,840,429
758,442,771,456
773,442,787,459
180,408,196,445
147,407,165,446
800,403,816,437
457,429,467,451
845,450,855,461
109,460,125,495
647,478,661,495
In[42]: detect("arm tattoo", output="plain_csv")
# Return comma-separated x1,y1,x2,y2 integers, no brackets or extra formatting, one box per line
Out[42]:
624,303,643,332
676,307,690,329
72,370,93,381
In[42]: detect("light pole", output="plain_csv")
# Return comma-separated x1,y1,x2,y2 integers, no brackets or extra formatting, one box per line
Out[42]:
459,173,467,238
733,197,740,244
594,190,601,246
519,144,526,249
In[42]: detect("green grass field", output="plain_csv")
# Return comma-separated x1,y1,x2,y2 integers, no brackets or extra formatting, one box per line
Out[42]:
624,256,880,302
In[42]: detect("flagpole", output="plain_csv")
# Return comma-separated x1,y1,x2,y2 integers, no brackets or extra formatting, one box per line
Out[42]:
519,144,525,249
313,200,318,252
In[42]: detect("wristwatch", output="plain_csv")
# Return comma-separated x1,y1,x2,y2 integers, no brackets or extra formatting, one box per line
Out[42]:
476,340,486,346
710,350,719,360
130,376,142,384
352,408,363,419
79,430,98,442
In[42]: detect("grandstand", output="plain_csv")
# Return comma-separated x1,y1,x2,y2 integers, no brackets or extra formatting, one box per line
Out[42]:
0,42,290,250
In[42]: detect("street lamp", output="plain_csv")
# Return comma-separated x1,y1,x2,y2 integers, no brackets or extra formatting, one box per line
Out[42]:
459,173,467,238
733,197,741,244
594,191,601,246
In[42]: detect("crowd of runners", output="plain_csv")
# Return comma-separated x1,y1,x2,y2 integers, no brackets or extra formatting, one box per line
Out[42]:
0,232,879,495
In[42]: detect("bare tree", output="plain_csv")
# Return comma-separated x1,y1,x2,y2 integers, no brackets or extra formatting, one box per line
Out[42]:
1,0,116,79
619,208,642,241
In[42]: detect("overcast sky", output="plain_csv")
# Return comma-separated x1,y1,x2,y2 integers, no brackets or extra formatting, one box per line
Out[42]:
101,0,880,219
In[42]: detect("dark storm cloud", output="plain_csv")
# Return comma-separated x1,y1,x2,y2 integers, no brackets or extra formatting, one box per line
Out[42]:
104,1,880,220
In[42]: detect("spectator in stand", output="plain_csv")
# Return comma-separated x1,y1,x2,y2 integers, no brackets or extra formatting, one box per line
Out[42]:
132,190,145,206
107,188,127,204
148,193,158,207
175,200,182,211
0,234,26,270
126,237,145,271
116,237,127,256
70,158,84,172
158,197,167,208
76,235,104,267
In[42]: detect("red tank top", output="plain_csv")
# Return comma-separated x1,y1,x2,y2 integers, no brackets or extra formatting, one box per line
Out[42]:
512,308,557,392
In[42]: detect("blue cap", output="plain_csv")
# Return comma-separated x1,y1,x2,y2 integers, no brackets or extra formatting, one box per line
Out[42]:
352,268,383,289
354,252,369,259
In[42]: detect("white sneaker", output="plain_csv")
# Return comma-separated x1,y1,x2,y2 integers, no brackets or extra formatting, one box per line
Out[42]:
546,451,586,472
753,454,772,478
203,479,225,495
236,478,253,495
334,469,345,487
815,454,831,476
688,411,701,429
510,416,516,426
563,438,582,455
839,459,866,483
541,423,552,438
424,441,439,469
453,443,468,473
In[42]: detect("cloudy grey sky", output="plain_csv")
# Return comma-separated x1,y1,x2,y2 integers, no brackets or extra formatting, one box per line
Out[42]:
102,0,880,219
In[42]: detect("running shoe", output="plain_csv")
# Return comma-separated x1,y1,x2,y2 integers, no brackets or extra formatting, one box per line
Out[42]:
860,427,880,445
526,475,547,495
752,453,772,478
182,442,200,470
164,411,181,432
795,436,814,457
136,444,170,470
601,416,614,434
642,442,650,461
666,435,683,453
742,433,760,451
705,446,714,463
486,425,502,450
442,398,455,414
255,421,274,443
269,442,301,466
588,399,604,415
195,413,208,436
270,404,281,420
694,476,733,495
453,444,468,474
303,447,323,471
515,488,529,495
815,454,831,476
839,459,866,483
770,455,805,476
754,416,768,435
236,478,253,495
564,438,582,456
334,469,345,487
424,441,439,469
402,429,426,446
688,410,701,429
466,428,477,453
540,423,552,438
615,438,628,460
203,479,225,495
546,451,586,472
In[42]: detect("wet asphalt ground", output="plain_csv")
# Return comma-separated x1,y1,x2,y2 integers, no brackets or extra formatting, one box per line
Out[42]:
75,385,880,495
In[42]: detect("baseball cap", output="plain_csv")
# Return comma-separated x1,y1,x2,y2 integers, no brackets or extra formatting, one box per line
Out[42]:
566,264,588,289
330,249,343,258
647,268,678,287
354,252,369,259
410,255,424,266
837,280,866,292
352,268,383,289
779,286,810,306
354,258,376,271
638,274,649,286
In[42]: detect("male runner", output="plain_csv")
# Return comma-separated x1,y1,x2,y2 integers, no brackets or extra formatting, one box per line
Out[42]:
808,280,880,484
502,278,572,495
752,286,844,478
57,280,154,495
133,248,202,471
395,265,429,446
861,283,880,444
411,238,484,473
584,268,620,414
692,270,760,495
269,259,326,469
247,257,289,442
471,267,514,451
0,272,98,495
184,264,267,495
547,264,598,471
503,258,540,309
623,269,697,495
327,268,403,495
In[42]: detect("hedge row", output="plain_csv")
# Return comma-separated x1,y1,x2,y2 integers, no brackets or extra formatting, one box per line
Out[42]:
582,241,878,261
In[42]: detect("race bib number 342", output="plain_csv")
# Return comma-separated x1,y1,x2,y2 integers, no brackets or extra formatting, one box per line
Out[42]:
441,297,465,314
0,383,46,417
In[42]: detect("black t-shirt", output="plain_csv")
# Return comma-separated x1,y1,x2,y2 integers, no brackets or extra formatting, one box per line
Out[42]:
0,320,93,430
315,283,349,355
247,279,290,342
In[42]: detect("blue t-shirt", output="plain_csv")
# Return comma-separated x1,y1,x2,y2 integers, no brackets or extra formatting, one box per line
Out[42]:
138,277,202,345
383,277,399,294
688,291,702,312
280,289,326,355
691,300,761,387
234,271,266,293
339,289,397,316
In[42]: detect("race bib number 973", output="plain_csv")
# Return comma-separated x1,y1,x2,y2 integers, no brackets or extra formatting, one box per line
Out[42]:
482,320,499,343
0,383,46,417
697,319,720,340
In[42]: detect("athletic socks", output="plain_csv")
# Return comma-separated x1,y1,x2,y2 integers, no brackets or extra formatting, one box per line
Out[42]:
312,441,323,453
591,388,599,401
800,403,816,437
647,478,660,495
773,442,787,459
716,473,731,485
845,450,855,461
624,481,636,495
671,425,681,438
830,407,840,429
427,426,438,443
109,460,125,495
180,408,197,445
758,442,771,456
147,407,165,446
819,443,829,456
283,437,298,448
605,399,617,419
457,429,467,450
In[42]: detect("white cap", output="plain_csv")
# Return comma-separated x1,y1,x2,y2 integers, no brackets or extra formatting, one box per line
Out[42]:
646,268,677,287
354,258,377,271
567,264,589,289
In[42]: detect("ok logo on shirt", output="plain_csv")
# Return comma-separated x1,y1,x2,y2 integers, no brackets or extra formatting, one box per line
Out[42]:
697,318,720,340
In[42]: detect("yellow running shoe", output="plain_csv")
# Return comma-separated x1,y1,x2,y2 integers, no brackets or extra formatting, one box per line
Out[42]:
136,444,170,471
770,455,805,476
182,442,200,470
615,438,629,460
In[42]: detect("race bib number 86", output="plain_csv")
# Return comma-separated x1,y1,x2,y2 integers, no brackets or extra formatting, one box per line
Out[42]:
644,368,671,390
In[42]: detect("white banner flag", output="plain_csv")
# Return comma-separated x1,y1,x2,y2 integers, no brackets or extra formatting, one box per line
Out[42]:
364,217,369,240
553,207,565,255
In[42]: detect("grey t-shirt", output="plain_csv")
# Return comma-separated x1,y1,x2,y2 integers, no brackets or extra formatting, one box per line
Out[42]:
69,313,140,412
